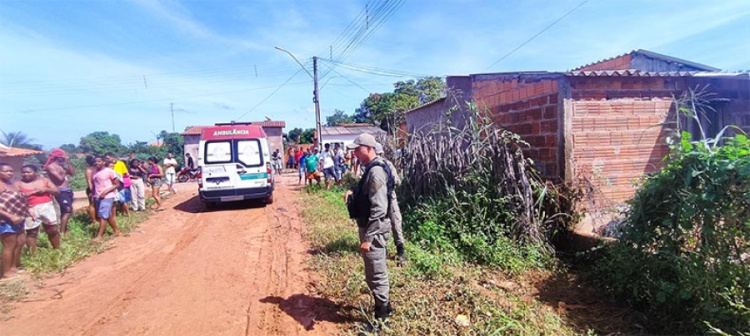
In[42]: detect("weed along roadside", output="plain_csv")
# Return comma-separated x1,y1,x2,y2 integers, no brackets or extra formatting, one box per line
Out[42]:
0,196,162,318
297,112,646,335
299,188,629,335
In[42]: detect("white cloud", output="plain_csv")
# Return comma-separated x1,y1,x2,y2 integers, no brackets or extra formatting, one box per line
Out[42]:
128,0,264,51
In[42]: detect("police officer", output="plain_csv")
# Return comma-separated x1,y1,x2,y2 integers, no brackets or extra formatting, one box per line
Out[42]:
344,133,393,324
375,142,407,265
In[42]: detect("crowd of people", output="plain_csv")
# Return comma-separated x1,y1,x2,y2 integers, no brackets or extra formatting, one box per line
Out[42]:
285,143,360,190
0,149,189,279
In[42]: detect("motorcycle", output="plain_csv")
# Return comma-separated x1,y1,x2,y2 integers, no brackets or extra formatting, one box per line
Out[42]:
177,167,199,183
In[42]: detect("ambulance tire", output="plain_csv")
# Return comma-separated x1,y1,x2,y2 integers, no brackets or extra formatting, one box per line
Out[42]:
265,194,274,205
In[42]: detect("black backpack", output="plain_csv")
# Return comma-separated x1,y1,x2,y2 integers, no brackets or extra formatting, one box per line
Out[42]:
347,159,394,224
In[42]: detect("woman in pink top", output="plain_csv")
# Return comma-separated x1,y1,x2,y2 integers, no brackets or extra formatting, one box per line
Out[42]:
147,157,164,210
92,156,122,242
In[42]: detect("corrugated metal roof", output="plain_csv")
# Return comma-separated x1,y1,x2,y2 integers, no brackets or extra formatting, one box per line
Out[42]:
404,97,446,115
572,49,720,72
321,125,386,136
566,70,749,78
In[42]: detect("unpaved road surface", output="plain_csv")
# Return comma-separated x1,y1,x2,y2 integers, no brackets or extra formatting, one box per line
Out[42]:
2,173,340,336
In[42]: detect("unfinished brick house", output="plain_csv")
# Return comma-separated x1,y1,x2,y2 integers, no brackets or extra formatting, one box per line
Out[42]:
406,50,750,202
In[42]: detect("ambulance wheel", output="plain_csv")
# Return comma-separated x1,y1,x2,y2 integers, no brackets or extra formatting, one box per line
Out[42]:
265,194,274,205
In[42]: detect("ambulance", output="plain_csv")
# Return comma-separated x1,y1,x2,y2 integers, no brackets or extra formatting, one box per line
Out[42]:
197,124,274,207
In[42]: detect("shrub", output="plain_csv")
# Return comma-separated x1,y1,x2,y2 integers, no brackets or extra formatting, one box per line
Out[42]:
591,132,749,334
381,102,578,271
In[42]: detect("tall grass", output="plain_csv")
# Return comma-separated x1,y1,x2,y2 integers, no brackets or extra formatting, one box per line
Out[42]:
377,104,578,271
299,187,581,335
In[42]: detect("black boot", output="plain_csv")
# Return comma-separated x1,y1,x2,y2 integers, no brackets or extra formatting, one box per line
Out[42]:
359,303,392,335
396,244,407,266
375,301,393,319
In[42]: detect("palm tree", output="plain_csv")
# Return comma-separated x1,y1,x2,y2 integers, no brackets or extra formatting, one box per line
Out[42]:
0,130,41,150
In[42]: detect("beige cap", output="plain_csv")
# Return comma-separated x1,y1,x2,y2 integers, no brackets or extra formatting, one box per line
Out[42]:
375,142,384,154
346,133,378,149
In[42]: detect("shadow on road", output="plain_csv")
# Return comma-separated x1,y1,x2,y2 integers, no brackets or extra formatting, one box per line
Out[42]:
259,294,352,330
172,195,267,214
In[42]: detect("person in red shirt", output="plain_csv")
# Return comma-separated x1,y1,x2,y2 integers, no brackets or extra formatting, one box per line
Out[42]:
294,148,303,170
15,165,60,252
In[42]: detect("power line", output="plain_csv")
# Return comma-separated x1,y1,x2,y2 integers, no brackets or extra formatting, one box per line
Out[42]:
0,80,310,115
234,68,306,121
322,59,431,78
484,0,588,70
320,0,406,79
320,62,371,94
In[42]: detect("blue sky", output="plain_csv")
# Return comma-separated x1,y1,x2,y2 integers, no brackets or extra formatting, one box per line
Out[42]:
1,0,748,149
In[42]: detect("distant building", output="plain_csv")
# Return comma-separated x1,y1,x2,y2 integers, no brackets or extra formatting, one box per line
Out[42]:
0,144,43,181
405,49,750,202
320,123,387,149
181,121,286,162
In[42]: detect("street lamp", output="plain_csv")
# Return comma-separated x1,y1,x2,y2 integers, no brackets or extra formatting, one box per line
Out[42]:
274,46,322,150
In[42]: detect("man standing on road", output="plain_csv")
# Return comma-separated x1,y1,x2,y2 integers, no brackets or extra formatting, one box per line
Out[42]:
332,143,344,187
44,149,75,234
321,144,336,190
375,143,407,265
163,153,178,194
271,149,282,174
344,133,394,328
185,153,195,171
305,148,322,187
92,156,122,242
105,152,131,218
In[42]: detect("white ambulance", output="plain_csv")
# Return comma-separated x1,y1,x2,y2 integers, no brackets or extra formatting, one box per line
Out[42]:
197,124,274,207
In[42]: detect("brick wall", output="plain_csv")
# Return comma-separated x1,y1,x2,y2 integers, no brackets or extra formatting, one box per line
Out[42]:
472,74,562,180
569,76,750,202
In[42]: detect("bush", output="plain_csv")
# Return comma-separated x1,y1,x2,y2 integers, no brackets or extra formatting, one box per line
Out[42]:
591,133,749,334
383,103,577,271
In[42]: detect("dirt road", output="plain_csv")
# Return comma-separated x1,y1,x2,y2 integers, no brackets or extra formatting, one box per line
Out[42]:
2,173,340,335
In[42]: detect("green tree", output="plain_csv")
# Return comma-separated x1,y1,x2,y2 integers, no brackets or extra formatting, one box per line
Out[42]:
353,77,446,133
300,128,315,144
0,131,41,150
59,143,77,154
326,109,354,126
287,128,304,143
78,131,125,155
159,131,184,159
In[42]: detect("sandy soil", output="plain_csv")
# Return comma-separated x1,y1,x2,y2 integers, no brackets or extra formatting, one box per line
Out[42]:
2,173,340,336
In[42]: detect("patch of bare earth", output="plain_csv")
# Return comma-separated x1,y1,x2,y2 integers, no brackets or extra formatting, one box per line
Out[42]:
1,173,341,336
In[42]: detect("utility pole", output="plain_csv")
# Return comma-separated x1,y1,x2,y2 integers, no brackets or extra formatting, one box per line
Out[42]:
313,56,322,150
274,46,321,150
170,103,175,132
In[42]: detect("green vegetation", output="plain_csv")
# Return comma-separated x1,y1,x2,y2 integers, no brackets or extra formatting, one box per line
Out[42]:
588,132,749,334
300,187,586,335
392,105,576,273
586,90,749,335
21,210,150,274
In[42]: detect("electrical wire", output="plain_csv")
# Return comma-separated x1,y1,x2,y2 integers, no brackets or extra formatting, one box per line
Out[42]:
484,0,588,70
320,62,371,94
233,68,307,120
1,79,310,115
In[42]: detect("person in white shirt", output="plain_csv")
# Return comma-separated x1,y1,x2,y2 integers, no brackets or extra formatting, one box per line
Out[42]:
163,153,178,194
